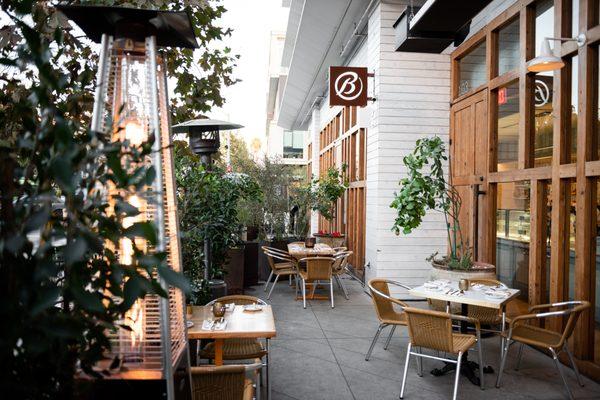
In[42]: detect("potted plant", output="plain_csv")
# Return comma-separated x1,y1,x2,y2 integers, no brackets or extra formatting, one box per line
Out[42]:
310,164,349,247
390,137,495,280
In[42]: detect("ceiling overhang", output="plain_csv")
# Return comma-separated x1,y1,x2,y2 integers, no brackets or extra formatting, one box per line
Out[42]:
278,0,370,130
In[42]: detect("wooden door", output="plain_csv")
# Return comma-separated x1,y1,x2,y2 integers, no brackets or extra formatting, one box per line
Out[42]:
450,90,489,262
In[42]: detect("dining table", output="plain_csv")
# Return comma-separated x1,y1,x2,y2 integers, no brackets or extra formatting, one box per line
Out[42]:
287,242,336,260
187,304,277,399
409,280,520,386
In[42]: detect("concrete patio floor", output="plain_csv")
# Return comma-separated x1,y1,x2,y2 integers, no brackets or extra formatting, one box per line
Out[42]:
248,277,600,400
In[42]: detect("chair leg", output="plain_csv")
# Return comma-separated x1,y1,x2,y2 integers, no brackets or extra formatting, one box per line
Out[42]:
453,352,463,400
330,279,334,308
336,275,349,299
384,325,396,350
365,324,385,361
302,278,307,309
399,342,412,399
263,271,273,292
550,348,575,400
564,345,584,387
289,274,292,285
495,339,510,388
415,347,423,377
515,342,525,371
267,274,280,299
477,338,485,390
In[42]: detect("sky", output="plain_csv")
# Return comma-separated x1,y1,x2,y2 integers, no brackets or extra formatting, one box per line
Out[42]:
209,0,290,155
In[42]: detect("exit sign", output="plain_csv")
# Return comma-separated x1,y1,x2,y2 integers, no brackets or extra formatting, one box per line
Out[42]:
498,87,507,105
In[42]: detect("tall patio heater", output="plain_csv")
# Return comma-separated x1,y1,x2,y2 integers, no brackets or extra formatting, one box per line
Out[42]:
172,119,243,298
57,5,195,399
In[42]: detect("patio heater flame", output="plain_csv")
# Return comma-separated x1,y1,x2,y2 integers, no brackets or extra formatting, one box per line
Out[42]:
57,4,197,399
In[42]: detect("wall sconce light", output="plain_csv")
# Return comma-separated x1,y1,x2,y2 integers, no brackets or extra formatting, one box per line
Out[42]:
527,34,586,72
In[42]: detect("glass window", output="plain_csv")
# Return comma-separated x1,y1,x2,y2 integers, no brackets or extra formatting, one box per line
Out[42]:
496,181,531,302
595,180,600,364
533,0,555,167
568,181,576,301
458,40,487,96
283,130,303,159
498,18,520,76
497,82,519,171
572,0,579,36
569,56,578,163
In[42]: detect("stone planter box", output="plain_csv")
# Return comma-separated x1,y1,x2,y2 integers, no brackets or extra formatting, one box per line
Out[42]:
223,246,245,294
314,234,346,248
430,260,497,281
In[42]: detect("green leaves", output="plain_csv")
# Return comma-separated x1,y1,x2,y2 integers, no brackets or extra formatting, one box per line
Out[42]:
124,221,158,246
308,164,348,222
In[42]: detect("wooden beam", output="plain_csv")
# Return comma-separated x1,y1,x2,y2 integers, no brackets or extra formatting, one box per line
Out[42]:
529,180,548,308
488,166,552,182
519,7,535,169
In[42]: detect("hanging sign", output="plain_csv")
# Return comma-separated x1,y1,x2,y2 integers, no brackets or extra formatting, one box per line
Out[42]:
329,66,368,107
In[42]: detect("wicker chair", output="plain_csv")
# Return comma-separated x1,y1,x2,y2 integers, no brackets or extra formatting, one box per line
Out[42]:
496,300,591,400
332,246,347,252
191,363,260,400
200,296,268,397
365,279,410,361
262,246,298,299
400,307,484,400
297,256,335,308
331,250,352,300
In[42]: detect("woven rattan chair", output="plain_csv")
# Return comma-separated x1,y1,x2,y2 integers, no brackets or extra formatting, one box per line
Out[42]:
332,246,347,252
365,279,410,361
191,363,260,400
200,295,268,398
262,246,298,299
298,256,335,308
400,307,484,400
496,300,591,400
331,250,352,300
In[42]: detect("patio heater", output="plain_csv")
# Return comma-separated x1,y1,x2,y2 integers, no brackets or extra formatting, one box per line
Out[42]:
172,119,243,298
57,5,196,399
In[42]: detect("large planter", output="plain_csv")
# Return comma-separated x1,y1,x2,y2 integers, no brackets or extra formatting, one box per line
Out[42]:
243,241,259,287
430,260,497,281
223,246,245,295
314,234,346,248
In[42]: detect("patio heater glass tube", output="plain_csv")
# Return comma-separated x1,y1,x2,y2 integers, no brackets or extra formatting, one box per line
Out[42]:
91,33,186,395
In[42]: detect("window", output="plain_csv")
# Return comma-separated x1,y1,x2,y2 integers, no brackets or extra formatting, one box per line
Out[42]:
498,18,520,76
497,82,519,171
283,131,303,159
458,40,487,96
496,181,531,302
569,56,579,163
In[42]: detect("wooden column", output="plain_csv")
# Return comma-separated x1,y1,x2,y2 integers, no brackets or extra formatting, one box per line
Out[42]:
519,7,535,169
529,179,548,308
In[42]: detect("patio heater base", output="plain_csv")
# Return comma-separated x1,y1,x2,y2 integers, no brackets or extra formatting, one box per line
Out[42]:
431,360,494,386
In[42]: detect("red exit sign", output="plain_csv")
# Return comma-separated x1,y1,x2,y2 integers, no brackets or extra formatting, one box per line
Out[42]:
498,87,507,105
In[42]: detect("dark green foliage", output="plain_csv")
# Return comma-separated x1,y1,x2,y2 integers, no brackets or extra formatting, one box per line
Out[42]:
389,136,472,269
309,164,348,222
0,2,188,397
174,142,262,305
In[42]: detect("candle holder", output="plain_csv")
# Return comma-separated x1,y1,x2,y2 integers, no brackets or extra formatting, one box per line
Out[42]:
459,279,470,292
305,237,316,248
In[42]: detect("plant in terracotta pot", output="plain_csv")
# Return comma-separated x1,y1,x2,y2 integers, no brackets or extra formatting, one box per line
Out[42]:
310,164,348,247
390,136,476,270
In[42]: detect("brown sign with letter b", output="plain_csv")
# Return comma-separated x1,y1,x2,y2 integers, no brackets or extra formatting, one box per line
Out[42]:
329,66,368,107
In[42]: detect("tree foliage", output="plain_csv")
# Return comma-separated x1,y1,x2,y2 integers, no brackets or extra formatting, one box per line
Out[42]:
0,2,190,397
389,136,471,269
310,164,348,222
174,141,262,305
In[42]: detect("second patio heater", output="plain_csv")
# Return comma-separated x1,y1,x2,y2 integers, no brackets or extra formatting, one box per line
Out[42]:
172,119,243,298
57,4,196,399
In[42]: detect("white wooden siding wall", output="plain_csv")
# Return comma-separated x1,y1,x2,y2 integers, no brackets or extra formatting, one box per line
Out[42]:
368,0,451,294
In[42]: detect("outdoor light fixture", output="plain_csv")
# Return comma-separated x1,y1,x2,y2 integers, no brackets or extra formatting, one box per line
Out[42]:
172,118,243,298
527,34,586,72
57,4,197,399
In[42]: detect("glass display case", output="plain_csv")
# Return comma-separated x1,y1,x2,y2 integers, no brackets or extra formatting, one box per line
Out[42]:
497,209,531,242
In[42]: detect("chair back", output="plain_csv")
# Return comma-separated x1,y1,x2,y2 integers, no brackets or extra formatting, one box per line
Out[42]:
300,257,333,280
558,300,591,347
404,307,454,353
262,246,292,272
190,365,246,400
368,278,408,323
207,295,267,306
332,251,352,273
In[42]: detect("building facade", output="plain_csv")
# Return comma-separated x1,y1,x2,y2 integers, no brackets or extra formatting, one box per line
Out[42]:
278,0,600,379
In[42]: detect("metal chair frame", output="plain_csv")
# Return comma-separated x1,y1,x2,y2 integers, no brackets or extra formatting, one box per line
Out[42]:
332,251,352,300
298,256,335,308
496,300,590,400
262,247,298,300
400,310,484,400
365,280,412,361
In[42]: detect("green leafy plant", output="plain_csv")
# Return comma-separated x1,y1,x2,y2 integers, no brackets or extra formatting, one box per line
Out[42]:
310,164,348,228
174,142,262,305
389,136,472,270
0,3,188,397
